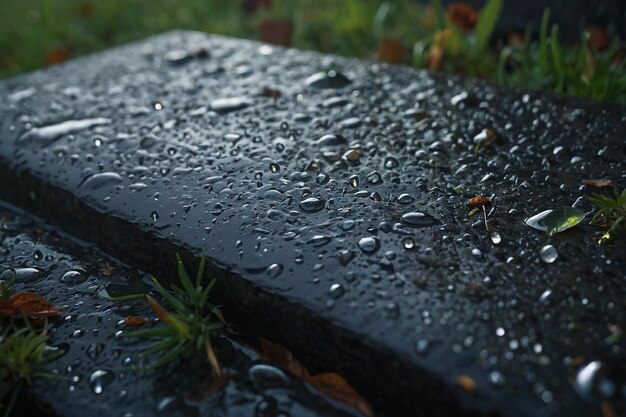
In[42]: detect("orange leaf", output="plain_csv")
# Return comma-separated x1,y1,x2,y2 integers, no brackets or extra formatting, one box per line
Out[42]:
259,339,374,417
0,292,62,318
466,195,493,208
260,339,310,380
447,3,478,31
46,47,71,66
124,316,149,326
377,39,405,64
583,179,613,188
455,375,476,393
145,295,171,323
601,402,618,417
310,373,375,417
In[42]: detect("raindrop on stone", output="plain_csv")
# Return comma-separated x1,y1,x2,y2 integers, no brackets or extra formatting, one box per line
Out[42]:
89,369,115,395
299,197,326,213
539,245,558,263
358,236,380,254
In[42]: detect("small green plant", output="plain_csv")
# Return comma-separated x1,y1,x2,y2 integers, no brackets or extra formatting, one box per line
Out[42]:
588,188,626,241
0,275,14,301
0,323,58,417
128,255,224,376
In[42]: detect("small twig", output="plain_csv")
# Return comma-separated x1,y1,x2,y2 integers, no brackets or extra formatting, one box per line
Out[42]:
482,206,490,232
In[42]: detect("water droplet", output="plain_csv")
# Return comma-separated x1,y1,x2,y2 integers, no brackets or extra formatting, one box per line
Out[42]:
329,283,345,298
299,197,326,213
401,212,438,228
305,70,351,89
397,194,414,204
490,231,502,244
315,134,347,146
18,118,112,143
358,236,380,254
60,270,87,285
89,369,115,395
210,97,252,113
79,172,123,191
402,238,415,250
249,364,289,389
269,162,280,173
349,175,359,188
539,245,558,263
266,263,283,278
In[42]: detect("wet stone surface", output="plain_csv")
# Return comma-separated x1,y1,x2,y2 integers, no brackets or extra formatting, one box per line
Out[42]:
0,205,367,417
0,31,625,417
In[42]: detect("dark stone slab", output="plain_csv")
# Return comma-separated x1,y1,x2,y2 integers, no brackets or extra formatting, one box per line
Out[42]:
0,203,367,417
0,31,624,417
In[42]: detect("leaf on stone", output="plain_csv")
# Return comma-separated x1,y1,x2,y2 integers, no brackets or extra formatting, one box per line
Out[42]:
259,339,375,417
0,291,63,318
583,179,613,188
447,3,478,31
455,374,477,393
377,39,405,64
466,194,493,208
124,316,149,326
542,207,585,236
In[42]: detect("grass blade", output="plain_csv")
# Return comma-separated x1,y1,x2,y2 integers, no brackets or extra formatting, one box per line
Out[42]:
475,0,502,54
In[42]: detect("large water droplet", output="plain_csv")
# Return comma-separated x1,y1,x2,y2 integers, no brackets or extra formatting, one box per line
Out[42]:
79,172,123,191
299,197,326,213
401,212,438,228
89,369,115,395
18,118,112,143
539,245,558,263
305,70,351,89
358,236,380,254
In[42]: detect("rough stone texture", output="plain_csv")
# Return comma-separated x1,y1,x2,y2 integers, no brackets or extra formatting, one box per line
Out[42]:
0,31,624,417
0,203,365,417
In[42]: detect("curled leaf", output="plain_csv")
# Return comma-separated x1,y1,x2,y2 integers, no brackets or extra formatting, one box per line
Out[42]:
124,316,149,326
466,194,493,208
455,374,477,393
583,179,613,188
259,339,374,417
447,3,478,31
0,291,63,318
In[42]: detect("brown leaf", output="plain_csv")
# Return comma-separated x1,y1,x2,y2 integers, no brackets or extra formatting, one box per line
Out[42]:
124,316,149,326
101,261,115,276
455,374,476,393
377,39,405,64
447,3,478,31
0,292,62,318
601,402,618,417
145,294,171,323
427,29,452,71
466,195,493,208
583,179,613,188
46,47,71,66
259,339,310,379
259,339,374,417
310,373,375,417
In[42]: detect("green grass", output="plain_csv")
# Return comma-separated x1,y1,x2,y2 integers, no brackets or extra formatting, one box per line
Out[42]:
0,0,624,103
0,323,58,417
588,188,626,242
127,255,224,375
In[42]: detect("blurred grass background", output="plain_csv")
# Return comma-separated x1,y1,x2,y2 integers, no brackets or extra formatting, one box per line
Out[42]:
0,0,624,103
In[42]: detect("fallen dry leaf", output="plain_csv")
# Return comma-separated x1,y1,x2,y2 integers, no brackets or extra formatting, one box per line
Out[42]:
467,195,493,208
0,291,63,318
124,316,149,326
259,339,375,417
583,179,613,188
46,47,71,66
455,375,476,393
101,261,115,276
377,39,405,64
601,402,618,417
447,3,478,31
